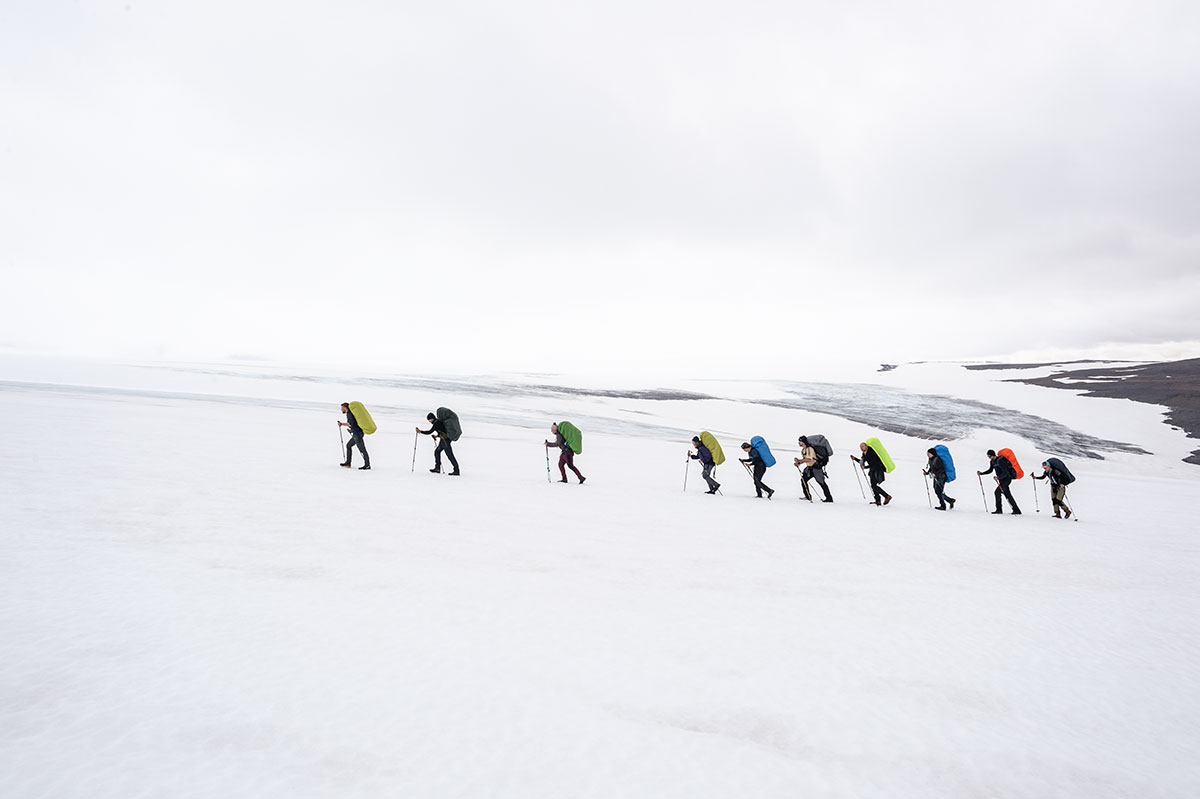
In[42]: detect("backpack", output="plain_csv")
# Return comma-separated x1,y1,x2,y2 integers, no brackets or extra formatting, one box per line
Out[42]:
699,431,725,466
933,444,956,482
436,407,462,442
558,421,583,454
865,437,895,473
998,448,1024,480
750,436,776,467
1046,457,1075,485
807,434,833,468
347,401,377,435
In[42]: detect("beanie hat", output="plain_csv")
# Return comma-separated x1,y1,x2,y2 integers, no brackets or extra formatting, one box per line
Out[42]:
692,436,701,443
741,442,751,449
987,449,997,457
427,413,436,421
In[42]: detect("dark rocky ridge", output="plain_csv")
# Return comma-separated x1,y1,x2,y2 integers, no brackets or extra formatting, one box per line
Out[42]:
1007,358,1200,465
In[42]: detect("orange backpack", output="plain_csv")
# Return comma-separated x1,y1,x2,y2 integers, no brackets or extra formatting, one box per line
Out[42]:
998,448,1024,479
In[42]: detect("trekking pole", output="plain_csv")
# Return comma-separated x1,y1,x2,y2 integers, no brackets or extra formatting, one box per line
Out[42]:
338,423,344,459
545,448,551,483
794,463,811,501
851,457,866,499
683,455,690,492
1062,495,1078,521
977,473,988,511
923,472,932,508
410,431,418,473
1031,476,1040,513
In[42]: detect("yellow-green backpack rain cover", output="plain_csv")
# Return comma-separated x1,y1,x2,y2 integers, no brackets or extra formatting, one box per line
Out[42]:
866,437,894,472
699,431,725,465
348,401,377,435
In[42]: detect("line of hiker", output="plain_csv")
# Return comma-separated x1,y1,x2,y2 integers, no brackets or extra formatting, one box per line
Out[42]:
332,401,1077,518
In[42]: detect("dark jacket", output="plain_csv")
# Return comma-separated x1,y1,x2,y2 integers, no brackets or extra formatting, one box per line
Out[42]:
741,449,763,466
981,455,1016,481
926,454,946,480
345,410,363,436
691,444,713,465
419,419,447,437
859,446,885,480
1034,464,1066,486
550,432,570,452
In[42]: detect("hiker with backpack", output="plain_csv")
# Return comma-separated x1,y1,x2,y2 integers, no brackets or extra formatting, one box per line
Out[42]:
978,450,1021,515
794,435,834,503
739,441,774,499
851,441,892,505
1033,458,1074,519
545,422,586,484
923,447,956,510
415,410,460,475
338,402,371,470
690,435,721,494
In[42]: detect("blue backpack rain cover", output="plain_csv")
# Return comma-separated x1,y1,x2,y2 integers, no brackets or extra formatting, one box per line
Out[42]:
934,444,956,482
750,436,776,467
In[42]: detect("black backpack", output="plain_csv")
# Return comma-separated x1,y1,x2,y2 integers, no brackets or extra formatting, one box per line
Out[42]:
811,444,830,468
1046,457,1075,485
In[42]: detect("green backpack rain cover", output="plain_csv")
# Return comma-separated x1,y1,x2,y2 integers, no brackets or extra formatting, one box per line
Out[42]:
866,437,894,473
348,401,377,435
699,431,725,465
436,407,462,442
558,421,583,454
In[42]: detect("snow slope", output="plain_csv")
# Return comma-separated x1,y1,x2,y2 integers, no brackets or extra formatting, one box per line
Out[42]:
1,356,1198,798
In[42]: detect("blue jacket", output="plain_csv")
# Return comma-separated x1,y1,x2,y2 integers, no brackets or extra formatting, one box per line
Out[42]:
691,444,713,465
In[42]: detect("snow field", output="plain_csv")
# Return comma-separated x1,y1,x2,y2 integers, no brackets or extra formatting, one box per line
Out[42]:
2,366,1199,798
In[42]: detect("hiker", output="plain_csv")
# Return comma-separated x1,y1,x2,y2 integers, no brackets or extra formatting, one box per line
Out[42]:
690,435,721,494
794,435,833,502
739,442,774,499
544,423,585,484
924,448,956,510
851,442,891,505
338,402,370,470
415,412,460,475
978,450,1021,515
1034,458,1073,519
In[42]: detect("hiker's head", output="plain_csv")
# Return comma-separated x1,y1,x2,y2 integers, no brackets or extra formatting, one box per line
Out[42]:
692,436,701,445
987,449,997,458
340,403,349,411
551,423,559,434
928,448,936,458
427,413,436,421
799,436,809,446
741,442,751,451
859,442,868,453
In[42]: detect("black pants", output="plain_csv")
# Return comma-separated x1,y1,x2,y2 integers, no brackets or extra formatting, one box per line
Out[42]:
346,430,369,467
802,465,833,501
933,477,953,508
869,470,889,503
994,478,1019,513
751,462,772,497
700,461,719,491
434,438,459,471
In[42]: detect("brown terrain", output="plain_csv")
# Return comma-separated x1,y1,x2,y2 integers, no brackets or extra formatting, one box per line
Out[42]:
974,358,1200,466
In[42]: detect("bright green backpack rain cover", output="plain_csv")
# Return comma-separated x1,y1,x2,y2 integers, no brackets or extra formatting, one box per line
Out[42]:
699,431,725,465
866,437,894,473
558,421,582,454
436,407,462,442
348,401,377,435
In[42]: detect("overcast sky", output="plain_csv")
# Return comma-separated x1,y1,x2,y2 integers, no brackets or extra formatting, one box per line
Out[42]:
2,0,1198,374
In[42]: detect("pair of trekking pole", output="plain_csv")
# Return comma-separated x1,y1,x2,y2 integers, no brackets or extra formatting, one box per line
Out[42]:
849,456,867,500
1030,476,1080,520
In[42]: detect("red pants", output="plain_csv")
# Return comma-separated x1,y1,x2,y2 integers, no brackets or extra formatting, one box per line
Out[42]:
559,450,584,482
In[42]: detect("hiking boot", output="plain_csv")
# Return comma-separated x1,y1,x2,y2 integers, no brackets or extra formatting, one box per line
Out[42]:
947,498,956,509
706,488,718,495
713,483,721,492
766,488,774,500
992,510,1003,514
873,499,881,506
579,476,586,485
935,505,947,511
1012,509,1022,515
882,495,892,505
821,498,834,503
358,465,371,470
430,466,441,474
1053,512,1062,519
340,462,351,468
1064,508,1072,519
558,479,568,483
449,470,461,476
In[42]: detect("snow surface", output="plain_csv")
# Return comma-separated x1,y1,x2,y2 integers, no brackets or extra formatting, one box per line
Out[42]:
2,356,1199,798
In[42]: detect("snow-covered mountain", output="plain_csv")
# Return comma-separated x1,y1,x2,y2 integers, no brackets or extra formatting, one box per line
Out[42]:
2,354,1197,798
